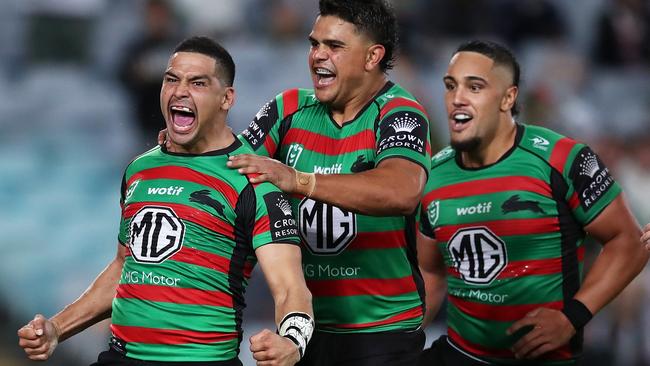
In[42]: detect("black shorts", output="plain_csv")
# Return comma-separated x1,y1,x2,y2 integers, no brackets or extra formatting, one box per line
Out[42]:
90,347,242,366
297,328,425,366
417,336,583,366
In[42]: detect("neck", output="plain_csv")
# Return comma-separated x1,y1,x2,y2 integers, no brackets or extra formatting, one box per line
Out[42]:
461,119,517,168
330,75,387,125
169,124,235,154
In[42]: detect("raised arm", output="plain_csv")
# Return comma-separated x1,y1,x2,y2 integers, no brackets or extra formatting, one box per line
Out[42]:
249,243,313,366
17,243,126,360
228,156,426,216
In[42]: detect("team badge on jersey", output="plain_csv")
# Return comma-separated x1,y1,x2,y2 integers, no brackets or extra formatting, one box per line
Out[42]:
447,227,507,285
124,179,140,203
569,147,615,210
263,191,299,242
129,206,185,264
298,198,357,255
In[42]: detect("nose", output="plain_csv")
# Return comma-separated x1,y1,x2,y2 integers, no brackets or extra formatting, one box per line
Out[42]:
173,80,190,98
451,87,469,107
311,45,328,62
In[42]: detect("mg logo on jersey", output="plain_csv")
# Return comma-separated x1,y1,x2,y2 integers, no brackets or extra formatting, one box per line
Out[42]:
286,143,304,168
447,227,507,285
129,206,185,264
299,199,357,255
427,200,440,226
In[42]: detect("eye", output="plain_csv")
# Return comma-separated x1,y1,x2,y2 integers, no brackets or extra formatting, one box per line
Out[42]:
164,76,178,83
470,83,483,92
444,82,455,91
192,81,206,87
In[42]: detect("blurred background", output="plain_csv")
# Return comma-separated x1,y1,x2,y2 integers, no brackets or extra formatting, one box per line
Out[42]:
1,0,649,365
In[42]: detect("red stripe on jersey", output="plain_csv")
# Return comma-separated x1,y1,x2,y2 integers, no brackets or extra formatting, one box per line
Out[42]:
448,327,572,360
423,176,551,208
124,202,234,240
283,128,376,156
549,138,577,174
110,324,238,345
281,89,299,118
126,166,239,208
253,215,270,237
568,192,579,210
307,275,417,297
348,230,406,250
449,294,563,322
263,136,277,157
116,284,232,308
333,306,423,329
435,218,559,242
125,245,237,276
379,98,428,120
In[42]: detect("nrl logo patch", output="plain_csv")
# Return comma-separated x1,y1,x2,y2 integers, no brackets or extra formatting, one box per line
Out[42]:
286,143,304,168
427,200,440,226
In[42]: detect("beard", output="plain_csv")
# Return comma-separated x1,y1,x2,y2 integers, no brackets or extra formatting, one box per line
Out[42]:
450,136,481,152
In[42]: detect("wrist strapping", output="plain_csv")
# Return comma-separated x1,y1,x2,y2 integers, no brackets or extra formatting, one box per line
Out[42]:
562,298,593,330
295,172,316,198
278,312,314,359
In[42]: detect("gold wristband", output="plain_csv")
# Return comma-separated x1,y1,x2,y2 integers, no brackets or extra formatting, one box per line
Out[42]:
295,171,316,198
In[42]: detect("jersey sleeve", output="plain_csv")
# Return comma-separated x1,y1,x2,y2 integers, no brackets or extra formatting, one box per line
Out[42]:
118,172,130,246
553,140,622,225
375,98,432,174
419,203,435,239
250,182,301,249
238,89,301,158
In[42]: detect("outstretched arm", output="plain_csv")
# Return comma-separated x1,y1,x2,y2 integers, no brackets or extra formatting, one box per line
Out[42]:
17,243,126,361
250,243,313,366
508,194,649,359
228,156,426,216
417,231,446,328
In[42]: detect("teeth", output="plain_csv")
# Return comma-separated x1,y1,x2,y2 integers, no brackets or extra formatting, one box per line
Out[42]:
453,113,471,122
171,106,193,113
315,68,334,76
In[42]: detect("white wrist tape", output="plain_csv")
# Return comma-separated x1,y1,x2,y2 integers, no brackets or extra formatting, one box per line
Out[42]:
278,312,314,359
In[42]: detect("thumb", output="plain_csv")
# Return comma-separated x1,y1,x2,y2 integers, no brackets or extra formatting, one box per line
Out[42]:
32,314,47,336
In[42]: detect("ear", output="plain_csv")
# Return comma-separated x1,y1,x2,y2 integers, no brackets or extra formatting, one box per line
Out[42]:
500,85,518,113
364,44,386,72
221,87,236,111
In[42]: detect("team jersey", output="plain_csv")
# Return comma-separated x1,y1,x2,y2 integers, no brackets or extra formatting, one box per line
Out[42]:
239,82,432,333
112,139,300,362
420,124,621,365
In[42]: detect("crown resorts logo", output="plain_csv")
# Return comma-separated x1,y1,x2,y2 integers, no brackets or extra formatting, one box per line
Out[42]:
255,102,271,120
277,197,293,216
579,152,600,178
389,113,420,133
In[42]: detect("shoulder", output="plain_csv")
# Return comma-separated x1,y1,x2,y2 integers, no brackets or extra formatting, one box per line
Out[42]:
375,82,429,120
518,123,584,173
273,88,319,116
430,146,456,168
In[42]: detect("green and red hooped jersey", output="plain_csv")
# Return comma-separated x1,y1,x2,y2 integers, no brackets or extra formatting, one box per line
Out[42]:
239,82,432,333
113,139,301,362
420,123,621,365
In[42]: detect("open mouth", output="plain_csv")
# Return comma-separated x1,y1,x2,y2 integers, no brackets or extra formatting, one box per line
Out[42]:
170,106,195,131
452,112,473,125
314,67,336,86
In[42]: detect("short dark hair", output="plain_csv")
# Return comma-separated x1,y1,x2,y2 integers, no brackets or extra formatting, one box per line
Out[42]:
319,0,398,72
174,36,235,87
456,40,521,116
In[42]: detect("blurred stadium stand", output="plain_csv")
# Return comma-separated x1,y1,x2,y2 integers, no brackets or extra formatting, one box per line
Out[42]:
1,0,648,365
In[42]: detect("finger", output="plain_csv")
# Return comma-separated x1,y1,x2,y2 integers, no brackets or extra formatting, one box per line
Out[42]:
528,342,555,359
24,343,50,357
249,173,272,184
32,314,47,336
17,325,39,340
506,316,537,335
512,326,541,351
252,350,272,361
157,130,167,145
514,331,545,359
18,337,45,349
